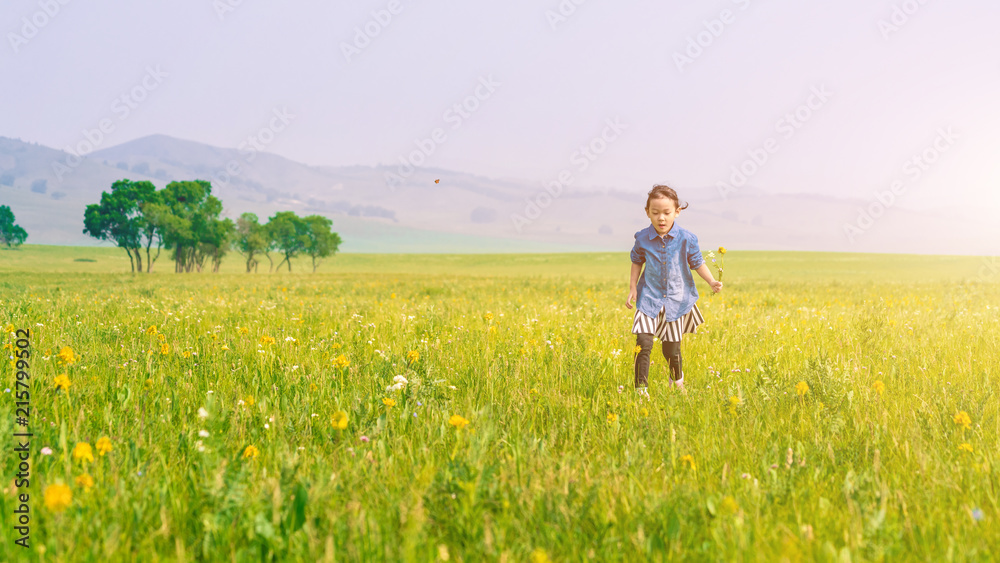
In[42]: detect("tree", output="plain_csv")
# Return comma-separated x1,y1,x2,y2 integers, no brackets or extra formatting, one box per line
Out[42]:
145,180,228,273
302,214,342,272
83,180,159,272
202,217,236,273
268,211,309,272
262,224,280,272
0,205,28,248
235,213,270,273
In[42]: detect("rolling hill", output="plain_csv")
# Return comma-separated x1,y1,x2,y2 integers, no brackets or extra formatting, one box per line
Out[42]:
1,134,995,255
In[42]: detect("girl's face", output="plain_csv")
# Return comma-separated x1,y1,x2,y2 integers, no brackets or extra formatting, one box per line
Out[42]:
646,196,679,235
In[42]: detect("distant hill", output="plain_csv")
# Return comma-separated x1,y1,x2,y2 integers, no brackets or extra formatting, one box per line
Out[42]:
1,134,995,254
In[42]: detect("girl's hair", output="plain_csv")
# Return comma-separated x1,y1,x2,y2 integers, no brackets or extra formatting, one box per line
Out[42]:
645,184,689,211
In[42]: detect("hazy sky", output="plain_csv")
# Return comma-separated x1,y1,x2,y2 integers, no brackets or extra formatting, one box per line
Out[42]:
3,0,999,215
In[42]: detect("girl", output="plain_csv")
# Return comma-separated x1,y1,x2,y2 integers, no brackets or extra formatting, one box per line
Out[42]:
625,185,722,395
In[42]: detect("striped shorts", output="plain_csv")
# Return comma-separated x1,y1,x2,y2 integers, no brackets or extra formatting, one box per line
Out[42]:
631,303,705,342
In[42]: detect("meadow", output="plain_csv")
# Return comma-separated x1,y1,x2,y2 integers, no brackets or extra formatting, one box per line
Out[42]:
1,245,998,562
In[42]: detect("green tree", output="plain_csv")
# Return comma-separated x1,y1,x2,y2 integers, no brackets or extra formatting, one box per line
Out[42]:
202,217,236,273
235,213,271,273
82,180,159,272
0,205,28,248
267,211,308,272
302,214,342,272
145,180,228,273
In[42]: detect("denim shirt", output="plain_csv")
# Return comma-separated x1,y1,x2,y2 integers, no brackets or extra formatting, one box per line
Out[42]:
630,223,705,322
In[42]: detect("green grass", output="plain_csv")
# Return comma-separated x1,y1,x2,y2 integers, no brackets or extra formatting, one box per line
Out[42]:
2,244,993,281
0,246,997,561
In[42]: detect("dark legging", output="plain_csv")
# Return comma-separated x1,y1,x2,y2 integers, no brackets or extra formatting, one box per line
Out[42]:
634,333,682,388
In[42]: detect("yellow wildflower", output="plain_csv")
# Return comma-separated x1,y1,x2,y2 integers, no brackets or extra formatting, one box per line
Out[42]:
483,312,494,322
239,326,249,335
406,350,420,363
221,344,230,351
954,411,972,430
633,344,642,355
259,336,275,346
146,325,157,335
58,346,78,366
96,437,113,456
160,342,170,355
75,473,94,491
958,443,973,453
332,411,348,430
382,397,396,408
640,407,649,417
182,351,192,358
4,323,13,333
728,395,741,415
44,483,72,512
449,414,470,429
242,445,259,459
680,454,697,471
157,333,166,342
720,496,739,514
872,380,885,396
54,373,71,391
795,381,809,397
333,354,350,369
606,413,618,424
718,246,727,255
530,548,551,563
72,442,94,464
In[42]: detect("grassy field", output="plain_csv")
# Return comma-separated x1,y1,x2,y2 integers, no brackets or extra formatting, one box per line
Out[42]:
1,245,998,561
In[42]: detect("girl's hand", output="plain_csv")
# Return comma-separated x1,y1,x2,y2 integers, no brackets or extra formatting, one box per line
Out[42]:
710,280,723,293
626,288,637,309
